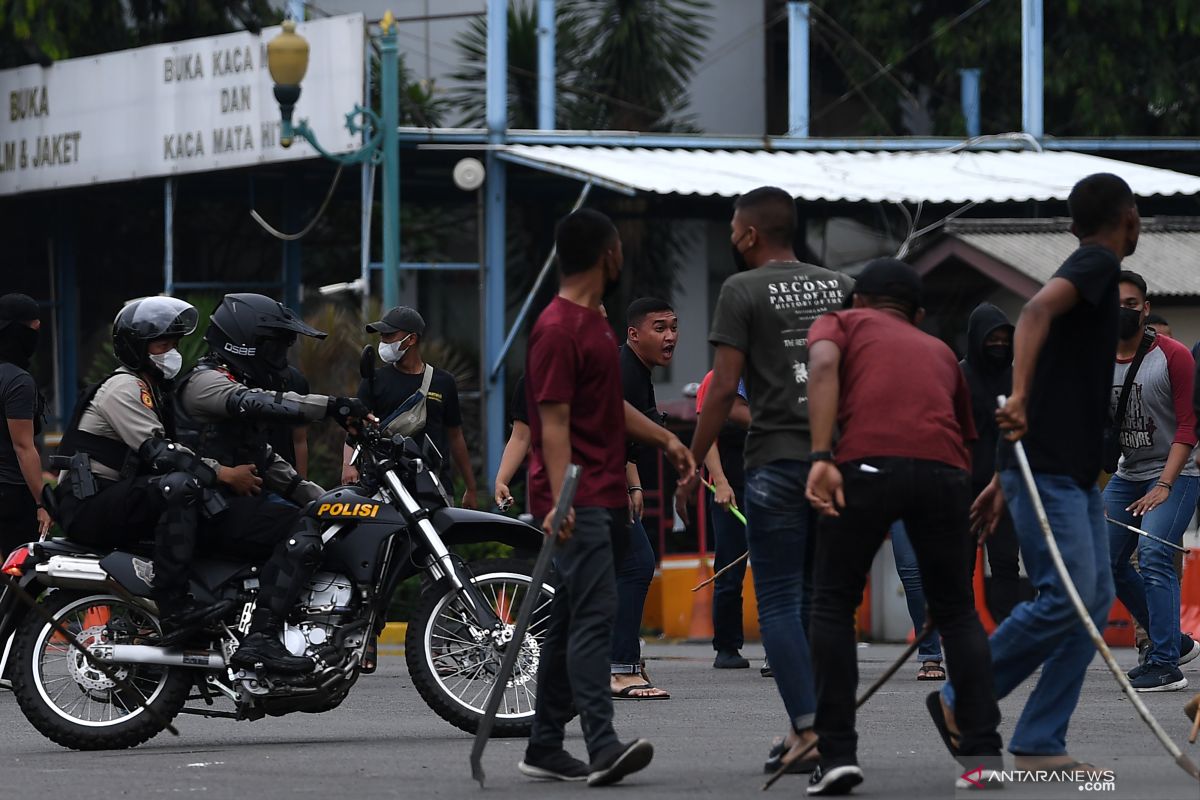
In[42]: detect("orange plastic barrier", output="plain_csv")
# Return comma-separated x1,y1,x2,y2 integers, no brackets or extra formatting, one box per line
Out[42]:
1180,547,1200,636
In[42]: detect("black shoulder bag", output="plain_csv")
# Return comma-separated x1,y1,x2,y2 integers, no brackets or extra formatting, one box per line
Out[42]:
1102,328,1156,473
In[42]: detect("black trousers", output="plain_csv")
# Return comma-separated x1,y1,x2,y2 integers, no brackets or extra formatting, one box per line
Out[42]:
978,498,1022,623
0,482,37,556
528,507,629,760
809,458,1003,765
64,477,300,573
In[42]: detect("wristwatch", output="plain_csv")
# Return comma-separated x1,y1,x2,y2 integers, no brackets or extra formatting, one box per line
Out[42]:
809,451,835,463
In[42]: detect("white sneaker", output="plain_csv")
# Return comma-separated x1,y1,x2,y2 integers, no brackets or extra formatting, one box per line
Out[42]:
1180,635,1199,667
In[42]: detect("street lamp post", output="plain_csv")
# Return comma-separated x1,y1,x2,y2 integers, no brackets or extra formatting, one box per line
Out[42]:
266,13,402,309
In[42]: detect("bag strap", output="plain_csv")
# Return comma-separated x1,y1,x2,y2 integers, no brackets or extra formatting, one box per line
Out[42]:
419,364,434,395
1113,328,1157,431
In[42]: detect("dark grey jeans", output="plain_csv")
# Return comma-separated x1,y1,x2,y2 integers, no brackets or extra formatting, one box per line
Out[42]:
528,506,629,760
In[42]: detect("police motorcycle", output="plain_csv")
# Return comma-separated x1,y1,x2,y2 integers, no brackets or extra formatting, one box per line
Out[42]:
0,347,554,751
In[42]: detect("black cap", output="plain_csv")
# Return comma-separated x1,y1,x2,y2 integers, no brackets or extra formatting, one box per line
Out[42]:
849,258,923,308
0,293,40,330
365,306,425,336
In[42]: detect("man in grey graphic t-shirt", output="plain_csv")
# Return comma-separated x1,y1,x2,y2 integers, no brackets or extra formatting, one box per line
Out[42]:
685,186,853,774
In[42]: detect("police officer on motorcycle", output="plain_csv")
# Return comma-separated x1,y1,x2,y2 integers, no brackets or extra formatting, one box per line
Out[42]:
174,293,369,675
55,297,260,636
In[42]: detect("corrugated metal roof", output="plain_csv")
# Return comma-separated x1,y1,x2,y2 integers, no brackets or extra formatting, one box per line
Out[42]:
944,218,1200,297
498,145,1200,204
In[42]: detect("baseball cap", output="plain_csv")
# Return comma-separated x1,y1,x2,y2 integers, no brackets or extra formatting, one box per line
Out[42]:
847,258,923,308
365,306,426,336
0,293,40,330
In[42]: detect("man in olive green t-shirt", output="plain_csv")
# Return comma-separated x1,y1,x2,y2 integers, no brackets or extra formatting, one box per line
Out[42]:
686,186,852,776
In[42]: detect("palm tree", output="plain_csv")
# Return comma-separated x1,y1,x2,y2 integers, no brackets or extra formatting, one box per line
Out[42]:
450,0,713,304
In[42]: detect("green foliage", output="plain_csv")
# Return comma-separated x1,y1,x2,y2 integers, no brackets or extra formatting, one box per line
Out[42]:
0,0,280,68
814,1,1200,137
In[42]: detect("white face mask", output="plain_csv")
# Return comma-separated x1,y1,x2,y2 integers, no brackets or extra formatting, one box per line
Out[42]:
150,348,183,380
378,336,412,364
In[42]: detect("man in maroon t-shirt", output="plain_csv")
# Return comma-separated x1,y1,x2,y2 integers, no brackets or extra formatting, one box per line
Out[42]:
520,208,693,787
801,258,1003,794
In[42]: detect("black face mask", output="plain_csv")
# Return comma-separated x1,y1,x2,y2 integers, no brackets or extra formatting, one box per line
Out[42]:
983,344,1012,368
0,324,38,370
731,231,751,273
1118,307,1144,340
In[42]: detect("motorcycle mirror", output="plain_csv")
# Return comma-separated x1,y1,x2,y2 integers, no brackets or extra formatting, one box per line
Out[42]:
422,435,444,471
359,345,376,382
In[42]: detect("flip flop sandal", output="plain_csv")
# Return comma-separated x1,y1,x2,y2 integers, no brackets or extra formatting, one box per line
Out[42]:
917,662,947,681
1013,757,1097,777
612,682,671,700
925,691,962,757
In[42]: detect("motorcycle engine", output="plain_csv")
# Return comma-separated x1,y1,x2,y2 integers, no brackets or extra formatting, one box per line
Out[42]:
282,572,358,658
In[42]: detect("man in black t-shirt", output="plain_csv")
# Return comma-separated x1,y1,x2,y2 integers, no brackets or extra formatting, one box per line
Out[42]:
0,293,50,554
343,306,477,508
612,297,677,700
939,173,1138,772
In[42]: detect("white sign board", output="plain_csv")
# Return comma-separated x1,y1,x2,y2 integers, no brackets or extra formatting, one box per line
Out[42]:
0,13,364,196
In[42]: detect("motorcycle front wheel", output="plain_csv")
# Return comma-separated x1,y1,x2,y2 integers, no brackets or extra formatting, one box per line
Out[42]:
10,590,191,750
405,557,554,738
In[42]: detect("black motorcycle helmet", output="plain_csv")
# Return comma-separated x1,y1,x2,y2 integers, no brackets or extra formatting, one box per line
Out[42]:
204,293,325,388
112,296,199,379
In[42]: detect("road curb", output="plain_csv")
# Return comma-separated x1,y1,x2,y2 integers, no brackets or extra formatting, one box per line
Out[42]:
380,622,408,645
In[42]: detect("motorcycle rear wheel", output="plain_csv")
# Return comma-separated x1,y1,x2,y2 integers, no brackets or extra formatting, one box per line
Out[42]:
406,557,554,738
11,590,191,750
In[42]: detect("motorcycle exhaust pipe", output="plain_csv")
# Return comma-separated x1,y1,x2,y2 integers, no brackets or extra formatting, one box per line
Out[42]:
34,556,111,590
92,644,226,670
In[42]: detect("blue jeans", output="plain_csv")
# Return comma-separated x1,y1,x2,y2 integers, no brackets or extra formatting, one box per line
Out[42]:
1103,473,1198,667
890,521,943,663
943,470,1114,756
710,489,747,653
744,459,817,731
611,517,655,673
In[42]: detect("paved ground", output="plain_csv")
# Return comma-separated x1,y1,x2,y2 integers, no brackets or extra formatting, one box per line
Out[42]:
2,641,1200,799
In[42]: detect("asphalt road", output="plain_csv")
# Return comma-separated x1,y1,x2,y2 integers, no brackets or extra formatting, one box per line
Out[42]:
3,642,1200,799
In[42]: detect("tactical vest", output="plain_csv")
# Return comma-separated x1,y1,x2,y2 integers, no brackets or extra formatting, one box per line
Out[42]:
174,362,274,471
57,371,174,479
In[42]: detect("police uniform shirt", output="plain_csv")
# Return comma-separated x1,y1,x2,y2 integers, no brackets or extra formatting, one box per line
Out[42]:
71,367,211,482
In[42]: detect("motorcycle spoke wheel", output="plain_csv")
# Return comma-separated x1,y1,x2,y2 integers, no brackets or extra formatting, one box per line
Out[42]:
424,570,553,721
31,596,169,729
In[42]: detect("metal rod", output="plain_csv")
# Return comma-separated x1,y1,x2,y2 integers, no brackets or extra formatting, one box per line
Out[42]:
379,16,401,310
1004,398,1200,782
787,2,810,137
397,128,1200,152
763,621,934,790
1104,515,1191,554
959,68,981,139
1021,0,1044,139
537,0,555,131
483,0,510,488
471,464,581,787
360,36,374,319
163,178,175,296
488,181,593,380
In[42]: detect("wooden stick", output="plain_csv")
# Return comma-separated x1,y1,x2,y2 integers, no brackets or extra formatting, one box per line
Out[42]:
692,551,749,592
1190,707,1200,745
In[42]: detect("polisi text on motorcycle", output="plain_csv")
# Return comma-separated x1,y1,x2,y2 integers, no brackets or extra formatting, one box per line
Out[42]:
315,501,380,519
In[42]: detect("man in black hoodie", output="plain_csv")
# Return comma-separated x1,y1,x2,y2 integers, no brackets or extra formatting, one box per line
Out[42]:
959,303,1021,622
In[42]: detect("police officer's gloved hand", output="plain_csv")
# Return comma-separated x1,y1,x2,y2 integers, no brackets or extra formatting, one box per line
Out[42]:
328,396,370,428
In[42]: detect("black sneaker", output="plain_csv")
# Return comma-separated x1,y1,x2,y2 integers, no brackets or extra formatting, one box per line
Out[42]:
230,631,315,674
1131,663,1188,692
587,739,654,787
1127,663,1149,681
761,659,773,678
807,763,864,796
1180,634,1199,667
714,649,750,669
519,749,588,782
1137,640,1151,665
